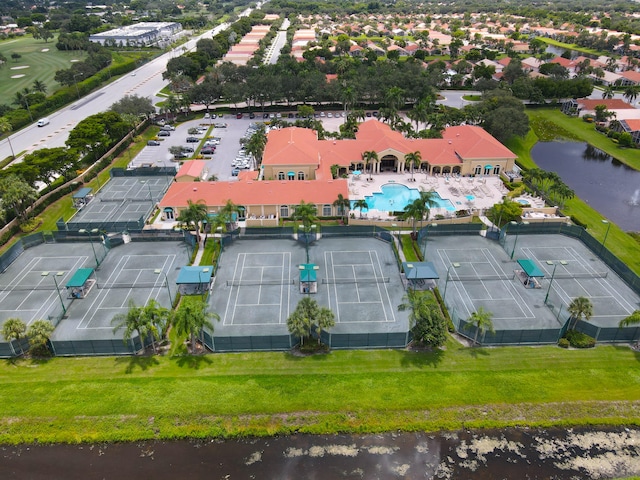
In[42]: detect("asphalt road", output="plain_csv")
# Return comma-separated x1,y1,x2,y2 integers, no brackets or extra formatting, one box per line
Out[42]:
0,8,255,161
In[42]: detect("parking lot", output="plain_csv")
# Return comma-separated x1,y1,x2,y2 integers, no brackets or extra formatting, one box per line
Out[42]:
128,112,372,181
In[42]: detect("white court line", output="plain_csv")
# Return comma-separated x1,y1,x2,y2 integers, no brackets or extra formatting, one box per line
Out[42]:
234,302,282,307
371,249,395,322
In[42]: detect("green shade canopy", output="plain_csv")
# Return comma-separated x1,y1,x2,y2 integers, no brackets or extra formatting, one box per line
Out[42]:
176,266,213,284
65,268,94,288
402,262,439,280
517,259,544,278
299,263,317,282
72,187,92,199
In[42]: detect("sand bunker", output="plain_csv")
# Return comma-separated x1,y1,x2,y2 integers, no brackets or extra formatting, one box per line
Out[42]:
11,74,26,79
41,48,49,52
70,59,80,63
10,65,29,70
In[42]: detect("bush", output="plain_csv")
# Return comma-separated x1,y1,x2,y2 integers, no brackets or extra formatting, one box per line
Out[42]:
558,337,570,348
564,330,596,348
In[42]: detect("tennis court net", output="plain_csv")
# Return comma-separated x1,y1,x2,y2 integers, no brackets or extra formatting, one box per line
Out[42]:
227,279,295,286
96,282,164,289
0,284,55,292
553,271,608,279
100,197,150,203
322,277,390,284
448,274,515,282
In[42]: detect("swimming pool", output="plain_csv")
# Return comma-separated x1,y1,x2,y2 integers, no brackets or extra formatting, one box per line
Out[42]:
516,198,530,205
352,183,456,212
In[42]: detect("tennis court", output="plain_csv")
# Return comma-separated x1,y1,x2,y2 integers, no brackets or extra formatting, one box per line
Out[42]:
210,237,409,338
67,175,173,230
426,234,640,332
0,243,95,327
52,241,187,342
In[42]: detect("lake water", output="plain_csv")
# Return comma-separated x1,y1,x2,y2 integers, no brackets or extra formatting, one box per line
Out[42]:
530,141,640,232
3,427,640,479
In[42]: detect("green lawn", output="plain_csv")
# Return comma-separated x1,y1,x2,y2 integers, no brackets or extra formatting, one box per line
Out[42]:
0,34,85,102
0,343,638,443
505,109,640,275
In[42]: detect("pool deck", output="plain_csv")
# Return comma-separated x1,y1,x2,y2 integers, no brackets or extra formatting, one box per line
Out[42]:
348,172,510,219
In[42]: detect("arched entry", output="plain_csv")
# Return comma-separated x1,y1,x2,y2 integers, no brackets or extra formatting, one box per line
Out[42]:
163,207,174,220
432,166,442,175
452,166,461,174
443,166,451,174
380,154,398,172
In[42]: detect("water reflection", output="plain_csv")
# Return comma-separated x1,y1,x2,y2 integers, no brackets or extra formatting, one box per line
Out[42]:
2,427,639,479
531,141,640,231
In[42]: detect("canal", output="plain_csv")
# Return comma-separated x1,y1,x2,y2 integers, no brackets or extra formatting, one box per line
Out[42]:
531,141,640,232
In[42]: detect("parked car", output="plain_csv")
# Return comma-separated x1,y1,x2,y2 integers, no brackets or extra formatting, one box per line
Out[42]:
181,146,194,153
160,125,175,131
204,112,210,119
249,112,255,119
214,123,227,128
158,130,171,137
186,136,199,142
262,113,270,119
365,112,372,117
372,111,379,117
201,146,216,155
236,113,243,119
147,140,160,146
173,152,188,159
231,168,240,176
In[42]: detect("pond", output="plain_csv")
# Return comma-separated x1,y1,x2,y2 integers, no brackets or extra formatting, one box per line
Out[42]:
3,427,639,479
530,141,640,232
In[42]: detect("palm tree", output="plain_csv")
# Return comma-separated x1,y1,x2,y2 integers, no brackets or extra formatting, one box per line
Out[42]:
112,300,149,353
601,85,615,100
468,307,494,346
245,124,267,166
219,199,239,229
140,299,171,353
405,151,422,182
353,199,369,218
27,320,54,356
401,198,427,236
177,200,208,243
361,150,378,180
32,80,47,94
292,200,318,263
419,190,439,224
1,317,27,355
0,117,15,158
619,310,640,328
623,85,639,105
398,289,447,347
332,193,350,223
287,297,335,346
568,296,593,331
171,299,218,354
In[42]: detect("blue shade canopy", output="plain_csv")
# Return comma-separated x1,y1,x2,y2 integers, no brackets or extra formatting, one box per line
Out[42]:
402,262,439,280
176,266,213,284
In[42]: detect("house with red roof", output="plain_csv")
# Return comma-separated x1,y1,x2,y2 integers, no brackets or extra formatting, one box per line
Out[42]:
612,118,640,145
159,121,516,225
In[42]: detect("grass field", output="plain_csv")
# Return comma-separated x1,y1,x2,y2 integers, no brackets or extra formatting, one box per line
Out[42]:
506,108,640,275
0,34,85,102
0,341,638,443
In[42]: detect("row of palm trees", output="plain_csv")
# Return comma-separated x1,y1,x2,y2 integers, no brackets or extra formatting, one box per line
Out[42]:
359,150,424,181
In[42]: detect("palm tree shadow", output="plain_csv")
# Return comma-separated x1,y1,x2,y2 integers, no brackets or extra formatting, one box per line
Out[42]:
466,346,491,358
114,355,160,374
399,348,445,368
173,354,213,369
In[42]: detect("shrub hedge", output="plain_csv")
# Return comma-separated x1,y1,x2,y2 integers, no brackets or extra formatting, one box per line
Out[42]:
564,329,596,348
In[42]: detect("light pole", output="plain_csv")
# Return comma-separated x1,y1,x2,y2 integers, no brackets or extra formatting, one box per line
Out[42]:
600,219,611,255
42,271,66,315
73,73,83,99
544,262,559,304
510,221,529,260
154,269,174,306
79,228,101,268
442,263,459,304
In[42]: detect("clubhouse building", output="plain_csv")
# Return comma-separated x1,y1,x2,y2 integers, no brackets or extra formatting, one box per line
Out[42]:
159,121,516,225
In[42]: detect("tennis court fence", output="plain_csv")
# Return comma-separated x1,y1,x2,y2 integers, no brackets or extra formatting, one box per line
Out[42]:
322,277,391,284
226,279,295,286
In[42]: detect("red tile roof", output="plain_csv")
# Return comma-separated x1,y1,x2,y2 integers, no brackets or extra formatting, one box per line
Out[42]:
623,119,640,131
176,160,206,179
575,98,635,110
159,179,348,209
620,70,640,83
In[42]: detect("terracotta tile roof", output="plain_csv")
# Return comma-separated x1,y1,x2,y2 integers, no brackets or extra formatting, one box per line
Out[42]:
159,179,348,209
442,125,517,160
575,98,635,110
620,70,640,83
550,56,572,67
176,160,206,179
623,119,640,131
262,127,321,166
